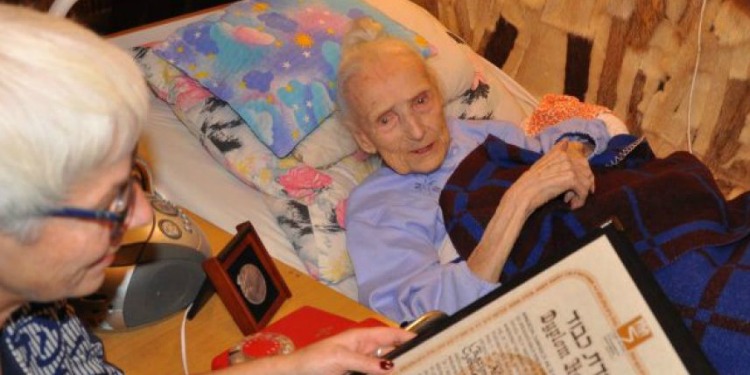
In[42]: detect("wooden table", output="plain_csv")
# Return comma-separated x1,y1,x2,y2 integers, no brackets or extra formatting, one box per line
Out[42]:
98,213,391,374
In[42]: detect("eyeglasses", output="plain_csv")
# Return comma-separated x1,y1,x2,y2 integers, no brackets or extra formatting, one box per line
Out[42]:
46,177,137,244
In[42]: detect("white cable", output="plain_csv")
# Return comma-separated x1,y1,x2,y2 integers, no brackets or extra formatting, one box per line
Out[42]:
47,0,79,17
686,0,709,154
181,304,193,375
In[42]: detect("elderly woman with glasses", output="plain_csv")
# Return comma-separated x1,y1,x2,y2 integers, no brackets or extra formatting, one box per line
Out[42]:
0,5,411,374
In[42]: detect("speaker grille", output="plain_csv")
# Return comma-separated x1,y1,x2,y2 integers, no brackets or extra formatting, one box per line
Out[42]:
122,248,206,327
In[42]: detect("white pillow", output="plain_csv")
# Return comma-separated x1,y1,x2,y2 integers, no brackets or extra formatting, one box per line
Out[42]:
292,116,359,168
365,0,477,101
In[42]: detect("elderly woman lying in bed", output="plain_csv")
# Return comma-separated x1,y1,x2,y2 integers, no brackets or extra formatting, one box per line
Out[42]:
338,18,750,373
337,18,614,323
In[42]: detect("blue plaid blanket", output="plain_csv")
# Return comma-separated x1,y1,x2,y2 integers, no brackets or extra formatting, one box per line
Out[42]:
440,135,750,374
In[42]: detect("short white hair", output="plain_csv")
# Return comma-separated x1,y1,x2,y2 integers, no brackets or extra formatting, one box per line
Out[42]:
0,5,149,240
336,17,441,128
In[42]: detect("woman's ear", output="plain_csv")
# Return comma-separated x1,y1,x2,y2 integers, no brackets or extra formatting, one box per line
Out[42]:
352,128,378,154
345,121,378,154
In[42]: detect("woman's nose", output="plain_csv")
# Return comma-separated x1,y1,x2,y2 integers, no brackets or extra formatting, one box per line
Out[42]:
403,113,426,140
129,185,153,229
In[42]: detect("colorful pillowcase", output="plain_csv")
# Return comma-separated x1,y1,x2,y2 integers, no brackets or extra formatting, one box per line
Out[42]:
132,46,381,284
132,46,365,197
152,0,434,158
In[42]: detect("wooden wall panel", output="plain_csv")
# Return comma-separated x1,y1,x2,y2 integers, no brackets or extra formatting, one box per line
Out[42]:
412,0,750,197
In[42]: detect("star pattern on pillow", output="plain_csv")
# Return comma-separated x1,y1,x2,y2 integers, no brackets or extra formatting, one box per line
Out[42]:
154,0,433,157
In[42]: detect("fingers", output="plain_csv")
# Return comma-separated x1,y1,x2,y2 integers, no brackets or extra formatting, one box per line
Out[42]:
564,188,588,210
552,139,570,151
566,141,594,158
330,352,395,375
567,141,584,154
345,327,416,354
565,157,595,209
299,327,414,375
291,344,393,375
515,144,595,211
563,190,576,204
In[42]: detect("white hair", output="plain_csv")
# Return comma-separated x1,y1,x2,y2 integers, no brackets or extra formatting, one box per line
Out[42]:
0,5,149,240
336,17,441,128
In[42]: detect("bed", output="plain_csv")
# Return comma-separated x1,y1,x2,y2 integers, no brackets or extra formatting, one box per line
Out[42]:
53,0,749,372
101,0,540,300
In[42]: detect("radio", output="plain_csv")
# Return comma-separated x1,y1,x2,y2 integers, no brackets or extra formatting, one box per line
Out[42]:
73,160,211,330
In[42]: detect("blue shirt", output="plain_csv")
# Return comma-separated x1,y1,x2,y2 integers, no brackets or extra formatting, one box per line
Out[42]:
1,301,121,375
346,117,611,323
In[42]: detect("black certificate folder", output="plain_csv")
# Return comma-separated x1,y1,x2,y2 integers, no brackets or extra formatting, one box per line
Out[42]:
386,221,716,375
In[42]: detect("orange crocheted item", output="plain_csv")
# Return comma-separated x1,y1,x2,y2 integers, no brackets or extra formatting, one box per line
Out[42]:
523,94,611,136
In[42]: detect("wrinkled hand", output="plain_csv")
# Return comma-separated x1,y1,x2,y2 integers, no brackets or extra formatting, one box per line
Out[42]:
512,140,595,212
468,140,595,282
288,327,415,375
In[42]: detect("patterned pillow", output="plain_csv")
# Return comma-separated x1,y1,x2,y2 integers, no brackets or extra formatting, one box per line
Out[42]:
133,46,380,283
152,0,434,158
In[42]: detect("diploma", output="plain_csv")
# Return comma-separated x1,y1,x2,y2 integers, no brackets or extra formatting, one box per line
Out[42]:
387,221,715,374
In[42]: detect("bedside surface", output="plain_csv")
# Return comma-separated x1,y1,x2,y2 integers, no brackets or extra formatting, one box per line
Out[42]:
98,211,391,374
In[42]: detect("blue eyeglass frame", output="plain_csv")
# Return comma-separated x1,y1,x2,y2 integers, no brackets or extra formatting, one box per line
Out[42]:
45,178,137,241
47,206,126,222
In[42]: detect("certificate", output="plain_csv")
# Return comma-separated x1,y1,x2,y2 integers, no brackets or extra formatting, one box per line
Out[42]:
387,222,715,374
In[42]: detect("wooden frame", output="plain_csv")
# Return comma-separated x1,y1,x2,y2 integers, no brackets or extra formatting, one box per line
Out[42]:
202,221,291,335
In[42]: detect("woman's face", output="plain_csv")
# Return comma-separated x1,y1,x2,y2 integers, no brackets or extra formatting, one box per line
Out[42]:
344,50,450,175
0,155,152,303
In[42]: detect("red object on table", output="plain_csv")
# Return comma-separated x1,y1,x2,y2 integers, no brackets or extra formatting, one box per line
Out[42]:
211,306,387,369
